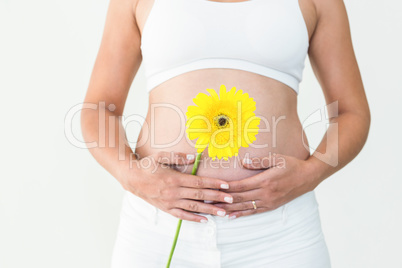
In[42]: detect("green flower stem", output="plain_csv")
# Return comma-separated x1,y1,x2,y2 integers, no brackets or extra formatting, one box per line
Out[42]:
166,152,203,268
190,152,203,175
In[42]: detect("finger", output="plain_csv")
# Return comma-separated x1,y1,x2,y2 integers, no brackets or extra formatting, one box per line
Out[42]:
203,199,220,204
227,208,266,219
224,189,259,204
168,208,209,223
222,175,263,193
215,189,260,207
179,174,230,190
241,154,279,170
175,199,227,217
154,151,196,166
215,199,262,212
178,188,233,204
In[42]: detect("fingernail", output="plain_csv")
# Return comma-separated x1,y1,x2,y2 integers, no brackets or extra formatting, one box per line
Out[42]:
200,219,208,223
217,210,226,217
243,158,252,164
220,184,229,189
229,215,236,220
186,154,195,160
224,196,233,203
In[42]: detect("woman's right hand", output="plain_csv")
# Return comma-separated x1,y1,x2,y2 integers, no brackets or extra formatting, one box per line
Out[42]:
119,151,234,223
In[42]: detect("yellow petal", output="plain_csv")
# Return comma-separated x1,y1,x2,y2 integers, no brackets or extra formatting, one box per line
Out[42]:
228,86,236,98
206,88,220,102
193,92,214,110
219,84,227,101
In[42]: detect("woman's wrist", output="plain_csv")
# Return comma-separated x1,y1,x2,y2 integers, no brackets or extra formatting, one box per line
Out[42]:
302,154,330,191
115,155,141,190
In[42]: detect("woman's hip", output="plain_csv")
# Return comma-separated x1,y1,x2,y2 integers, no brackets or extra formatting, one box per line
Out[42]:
112,190,331,267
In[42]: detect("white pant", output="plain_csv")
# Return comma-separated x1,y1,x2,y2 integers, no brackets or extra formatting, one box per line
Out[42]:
111,190,331,267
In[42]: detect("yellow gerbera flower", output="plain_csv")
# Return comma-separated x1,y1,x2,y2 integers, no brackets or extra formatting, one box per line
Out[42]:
185,84,261,161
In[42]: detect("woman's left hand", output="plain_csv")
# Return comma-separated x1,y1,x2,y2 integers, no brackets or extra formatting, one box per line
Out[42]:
215,153,319,219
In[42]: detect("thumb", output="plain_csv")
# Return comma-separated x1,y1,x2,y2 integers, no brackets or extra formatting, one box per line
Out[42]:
241,155,277,170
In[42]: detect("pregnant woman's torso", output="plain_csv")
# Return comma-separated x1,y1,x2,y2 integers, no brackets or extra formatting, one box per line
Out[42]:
133,0,317,182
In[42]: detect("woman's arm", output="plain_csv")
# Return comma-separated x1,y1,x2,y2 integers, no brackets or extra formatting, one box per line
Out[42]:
213,0,371,219
81,0,142,183
80,0,234,223
304,0,371,188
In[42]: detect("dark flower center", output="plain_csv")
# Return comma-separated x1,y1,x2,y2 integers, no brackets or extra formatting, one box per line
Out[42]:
214,114,229,128
218,117,227,126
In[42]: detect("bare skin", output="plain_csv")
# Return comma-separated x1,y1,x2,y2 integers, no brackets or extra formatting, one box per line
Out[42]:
81,0,370,223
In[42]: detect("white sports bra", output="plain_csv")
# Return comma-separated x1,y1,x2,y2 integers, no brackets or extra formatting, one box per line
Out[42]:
140,0,309,94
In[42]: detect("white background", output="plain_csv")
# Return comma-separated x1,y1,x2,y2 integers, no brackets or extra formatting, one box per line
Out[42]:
1,0,401,267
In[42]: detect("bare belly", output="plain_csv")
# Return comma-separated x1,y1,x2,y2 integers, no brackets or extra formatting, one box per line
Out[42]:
134,69,310,182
